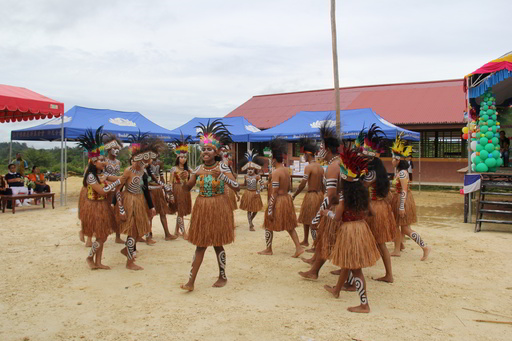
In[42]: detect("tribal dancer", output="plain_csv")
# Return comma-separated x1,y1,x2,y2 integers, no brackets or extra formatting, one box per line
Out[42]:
102,132,125,244
258,139,303,257
116,134,156,270
239,149,264,231
77,127,122,270
170,133,193,238
322,146,380,314
390,133,431,261
292,138,324,246
222,145,240,210
355,125,397,282
299,121,341,278
146,141,176,243
180,120,239,291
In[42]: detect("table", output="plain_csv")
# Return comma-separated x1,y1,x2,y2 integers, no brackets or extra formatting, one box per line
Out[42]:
1,193,55,214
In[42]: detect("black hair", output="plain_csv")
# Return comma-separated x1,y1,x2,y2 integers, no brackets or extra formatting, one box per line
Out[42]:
299,138,318,154
368,158,390,198
32,165,38,172
83,162,100,187
269,138,287,163
175,154,189,171
8,163,15,169
319,117,341,153
396,160,409,171
342,180,369,213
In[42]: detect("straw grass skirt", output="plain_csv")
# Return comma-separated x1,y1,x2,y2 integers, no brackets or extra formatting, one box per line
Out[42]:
226,186,238,210
187,194,235,247
391,190,417,226
367,199,397,244
79,194,116,240
150,187,174,215
78,186,87,219
263,194,297,232
298,191,324,225
116,192,151,237
315,214,341,260
172,183,192,217
240,190,263,212
330,220,381,269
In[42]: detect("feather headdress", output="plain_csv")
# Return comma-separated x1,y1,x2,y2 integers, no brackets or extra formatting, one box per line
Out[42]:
339,145,369,181
195,119,232,151
390,132,413,159
172,131,192,155
362,124,386,157
353,126,365,154
77,126,105,160
102,133,123,151
268,138,288,161
128,130,152,162
240,149,264,171
318,117,341,153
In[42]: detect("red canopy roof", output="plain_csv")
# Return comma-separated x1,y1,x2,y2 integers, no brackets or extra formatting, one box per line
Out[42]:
226,79,465,129
0,84,64,123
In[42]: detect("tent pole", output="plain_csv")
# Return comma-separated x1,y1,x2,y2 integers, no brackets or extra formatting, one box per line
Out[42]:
466,77,472,222
419,136,421,195
9,136,12,163
65,138,68,206
60,114,64,206
330,0,341,137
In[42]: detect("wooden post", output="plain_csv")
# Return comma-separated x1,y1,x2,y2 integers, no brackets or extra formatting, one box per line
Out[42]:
331,0,341,137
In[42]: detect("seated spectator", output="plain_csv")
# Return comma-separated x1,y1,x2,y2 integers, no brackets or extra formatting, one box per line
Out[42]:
0,175,13,209
28,166,51,193
5,163,30,207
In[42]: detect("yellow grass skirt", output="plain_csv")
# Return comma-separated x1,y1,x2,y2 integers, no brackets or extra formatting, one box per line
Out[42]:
391,190,417,226
116,192,151,237
79,192,116,240
239,190,263,212
150,187,173,215
366,199,397,244
298,191,324,225
263,194,297,232
172,183,192,217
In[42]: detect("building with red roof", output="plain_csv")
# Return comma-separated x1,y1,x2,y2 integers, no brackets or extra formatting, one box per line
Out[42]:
226,79,468,184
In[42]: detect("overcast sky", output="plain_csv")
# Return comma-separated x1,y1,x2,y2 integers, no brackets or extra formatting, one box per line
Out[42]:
1,0,510,147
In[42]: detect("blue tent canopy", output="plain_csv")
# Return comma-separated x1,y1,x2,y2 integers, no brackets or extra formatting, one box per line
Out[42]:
11,106,180,142
168,116,260,142
248,108,420,142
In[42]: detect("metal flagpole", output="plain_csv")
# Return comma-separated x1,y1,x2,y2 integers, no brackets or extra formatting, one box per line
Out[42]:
331,0,341,137
64,138,68,206
9,136,12,163
60,113,64,206
419,137,421,194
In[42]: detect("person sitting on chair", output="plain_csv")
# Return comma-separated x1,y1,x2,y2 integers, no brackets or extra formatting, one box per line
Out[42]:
5,163,30,207
28,166,51,193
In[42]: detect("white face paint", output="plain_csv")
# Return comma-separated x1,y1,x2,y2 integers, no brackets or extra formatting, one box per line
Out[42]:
247,169,255,175
316,143,327,159
111,148,120,157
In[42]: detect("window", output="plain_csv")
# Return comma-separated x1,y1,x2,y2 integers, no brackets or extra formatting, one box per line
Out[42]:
412,130,467,158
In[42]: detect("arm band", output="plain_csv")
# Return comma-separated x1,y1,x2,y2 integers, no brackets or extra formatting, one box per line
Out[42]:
219,173,239,189
104,179,120,192
312,196,330,225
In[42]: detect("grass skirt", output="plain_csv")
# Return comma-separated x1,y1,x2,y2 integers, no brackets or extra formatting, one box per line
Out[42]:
226,186,238,210
391,190,417,226
298,191,324,225
150,187,173,215
79,195,116,240
330,220,381,269
263,194,297,232
116,192,151,237
240,190,263,212
78,187,87,219
367,199,397,244
187,194,235,247
172,183,192,217
316,214,341,260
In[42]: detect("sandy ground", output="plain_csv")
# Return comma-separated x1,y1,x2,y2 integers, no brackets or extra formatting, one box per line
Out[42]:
1,177,512,341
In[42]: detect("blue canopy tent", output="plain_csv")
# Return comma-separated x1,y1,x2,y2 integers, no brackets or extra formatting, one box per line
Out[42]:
248,108,420,142
11,105,181,142
167,116,260,142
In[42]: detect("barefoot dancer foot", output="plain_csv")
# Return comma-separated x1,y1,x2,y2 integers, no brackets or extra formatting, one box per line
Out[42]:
180,283,194,291
258,248,273,255
86,257,97,269
126,259,143,270
390,251,401,257
421,245,431,261
324,285,340,298
165,234,179,241
79,230,85,243
85,237,92,248
374,275,393,283
347,304,370,313
298,270,318,280
301,256,314,265
305,247,315,253
258,230,273,255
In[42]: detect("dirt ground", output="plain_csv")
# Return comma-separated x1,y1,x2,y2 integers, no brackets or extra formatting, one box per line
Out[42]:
1,177,511,341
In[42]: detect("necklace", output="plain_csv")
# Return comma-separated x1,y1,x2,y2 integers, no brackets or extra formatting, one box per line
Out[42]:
203,162,218,172
328,156,340,165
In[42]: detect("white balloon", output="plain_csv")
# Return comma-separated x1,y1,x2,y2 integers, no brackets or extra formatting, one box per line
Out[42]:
472,133,476,138
471,152,476,162
470,141,477,151
471,164,476,172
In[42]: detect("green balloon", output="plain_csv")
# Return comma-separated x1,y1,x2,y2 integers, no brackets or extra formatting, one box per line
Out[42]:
487,101,493,106
497,158,503,167
492,137,499,145
476,163,489,172
485,143,495,152
485,132,494,139
489,167,497,172
487,109,494,115
492,150,501,158
482,114,489,121
492,114,497,120
487,120,495,126
481,126,489,133
474,156,482,164
480,150,489,159
491,126,497,133
479,137,488,145
482,105,488,111
476,144,483,152
485,158,497,168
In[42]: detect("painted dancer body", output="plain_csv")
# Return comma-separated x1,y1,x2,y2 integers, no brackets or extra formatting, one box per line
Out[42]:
358,125,397,283
116,134,158,270
258,139,304,257
292,138,324,246
389,134,431,261
77,127,123,270
299,120,342,279
146,145,176,243
322,146,380,314
170,133,193,238
239,149,265,231
180,120,239,291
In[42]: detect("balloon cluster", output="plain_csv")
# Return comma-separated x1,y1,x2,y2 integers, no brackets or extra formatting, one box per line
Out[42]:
467,90,502,172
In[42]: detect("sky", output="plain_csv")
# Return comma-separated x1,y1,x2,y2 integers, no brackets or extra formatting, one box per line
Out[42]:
1,0,510,148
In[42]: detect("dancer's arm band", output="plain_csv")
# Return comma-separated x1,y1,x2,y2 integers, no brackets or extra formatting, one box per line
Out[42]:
302,174,309,180
326,178,337,189
267,194,275,216
400,191,407,211
312,196,330,225
272,182,279,188
219,173,239,189
116,192,126,215
104,179,121,192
